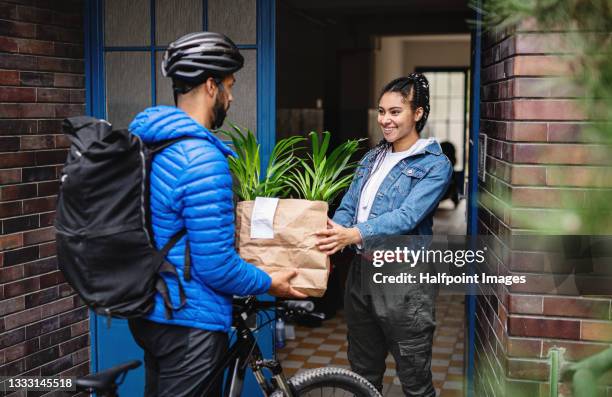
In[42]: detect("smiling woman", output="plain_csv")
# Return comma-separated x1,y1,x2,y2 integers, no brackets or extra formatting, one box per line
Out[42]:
315,73,453,396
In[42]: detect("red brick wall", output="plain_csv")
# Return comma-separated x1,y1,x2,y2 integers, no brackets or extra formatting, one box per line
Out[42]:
0,1,88,394
476,22,612,396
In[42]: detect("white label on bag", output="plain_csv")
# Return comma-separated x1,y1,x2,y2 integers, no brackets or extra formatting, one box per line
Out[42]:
250,197,279,239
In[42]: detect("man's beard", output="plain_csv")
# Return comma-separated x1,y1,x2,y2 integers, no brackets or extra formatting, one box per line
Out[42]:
211,94,227,130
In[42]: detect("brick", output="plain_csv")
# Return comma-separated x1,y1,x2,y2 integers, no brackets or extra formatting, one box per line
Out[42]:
541,340,609,361
39,354,72,376
0,152,35,168
38,181,59,196
2,213,39,233
38,57,83,74
0,103,54,118
543,297,610,319
515,33,573,54
71,349,89,367
25,346,59,370
4,307,42,330
512,55,572,76
39,210,55,226
58,283,74,297
35,149,67,165
36,24,82,44
37,119,62,134
0,183,37,201
547,166,612,188
0,169,22,184
24,285,58,307
581,321,612,343
0,328,25,350
54,103,85,118
14,4,54,24
53,73,84,88
21,166,55,182
54,42,84,59
20,71,54,87
0,357,26,377
508,295,543,315
506,358,549,381
16,38,55,56
512,100,586,121
54,134,70,148
25,316,59,340
508,316,580,339
512,143,611,165
4,276,40,298
0,295,25,316
511,165,547,185
0,136,21,151
38,241,56,258
0,70,20,85
0,19,37,38
0,201,22,218
506,337,542,358
23,196,56,214
70,320,88,338
0,119,37,135
38,327,71,350
69,89,85,103
23,226,55,245
511,186,585,208
20,135,55,150
4,245,38,266
0,52,37,70
0,232,24,251
548,122,597,143
0,86,36,102
0,3,17,19
35,88,70,103
0,35,18,52
59,334,88,357
59,307,87,328
4,339,38,364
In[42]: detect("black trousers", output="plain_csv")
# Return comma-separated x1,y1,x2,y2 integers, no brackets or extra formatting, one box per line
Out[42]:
344,256,437,396
128,319,227,397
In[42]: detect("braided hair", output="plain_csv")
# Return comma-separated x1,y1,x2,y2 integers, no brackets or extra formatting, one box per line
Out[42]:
368,73,431,174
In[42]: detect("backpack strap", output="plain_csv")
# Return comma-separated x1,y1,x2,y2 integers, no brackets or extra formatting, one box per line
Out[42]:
144,137,195,283
153,229,188,319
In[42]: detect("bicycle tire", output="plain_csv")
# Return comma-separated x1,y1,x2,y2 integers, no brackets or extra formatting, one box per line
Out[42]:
271,367,382,397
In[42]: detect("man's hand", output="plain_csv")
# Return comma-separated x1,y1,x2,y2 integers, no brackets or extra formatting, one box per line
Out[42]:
268,270,308,298
315,218,362,255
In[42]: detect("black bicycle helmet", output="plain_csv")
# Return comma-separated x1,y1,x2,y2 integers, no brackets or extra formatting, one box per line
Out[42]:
161,32,244,86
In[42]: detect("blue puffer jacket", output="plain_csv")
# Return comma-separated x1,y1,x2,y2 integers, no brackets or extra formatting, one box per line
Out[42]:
129,106,271,332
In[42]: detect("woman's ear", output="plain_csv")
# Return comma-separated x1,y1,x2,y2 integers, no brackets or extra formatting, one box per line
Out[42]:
414,107,424,122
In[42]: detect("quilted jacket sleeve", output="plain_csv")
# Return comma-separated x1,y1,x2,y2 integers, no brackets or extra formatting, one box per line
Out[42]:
171,141,272,296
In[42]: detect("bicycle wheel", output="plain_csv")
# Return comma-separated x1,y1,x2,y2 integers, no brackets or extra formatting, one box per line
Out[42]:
272,367,382,397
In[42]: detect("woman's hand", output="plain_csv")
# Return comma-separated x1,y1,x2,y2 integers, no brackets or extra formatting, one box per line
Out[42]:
315,219,362,255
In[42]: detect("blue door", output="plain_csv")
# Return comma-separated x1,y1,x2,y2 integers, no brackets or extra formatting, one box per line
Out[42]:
84,0,276,395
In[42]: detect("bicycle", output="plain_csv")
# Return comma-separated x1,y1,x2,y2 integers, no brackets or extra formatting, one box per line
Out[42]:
76,296,381,396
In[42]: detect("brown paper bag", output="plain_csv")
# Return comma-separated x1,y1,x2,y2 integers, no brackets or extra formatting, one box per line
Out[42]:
235,199,330,297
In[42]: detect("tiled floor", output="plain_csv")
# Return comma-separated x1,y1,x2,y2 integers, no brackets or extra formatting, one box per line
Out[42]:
277,294,465,397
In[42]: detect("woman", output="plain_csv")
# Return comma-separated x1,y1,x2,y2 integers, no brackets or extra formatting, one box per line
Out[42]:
316,73,452,396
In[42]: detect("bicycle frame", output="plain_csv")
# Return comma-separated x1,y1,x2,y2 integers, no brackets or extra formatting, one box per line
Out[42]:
195,304,294,397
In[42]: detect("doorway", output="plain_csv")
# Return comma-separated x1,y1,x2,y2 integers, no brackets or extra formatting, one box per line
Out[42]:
275,1,475,396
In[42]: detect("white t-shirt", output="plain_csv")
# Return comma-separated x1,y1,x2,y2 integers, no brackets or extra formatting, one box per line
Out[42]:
356,138,435,223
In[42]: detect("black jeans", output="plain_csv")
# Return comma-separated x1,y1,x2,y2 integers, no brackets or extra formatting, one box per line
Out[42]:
344,256,437,396
128,319,227,397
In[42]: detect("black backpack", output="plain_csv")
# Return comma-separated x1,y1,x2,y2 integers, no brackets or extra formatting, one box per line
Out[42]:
55,116,191,321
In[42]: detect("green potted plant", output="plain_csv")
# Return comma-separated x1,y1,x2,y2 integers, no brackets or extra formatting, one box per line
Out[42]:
223,126,361,297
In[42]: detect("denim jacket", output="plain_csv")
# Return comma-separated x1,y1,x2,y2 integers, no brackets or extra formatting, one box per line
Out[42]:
332,140,453,251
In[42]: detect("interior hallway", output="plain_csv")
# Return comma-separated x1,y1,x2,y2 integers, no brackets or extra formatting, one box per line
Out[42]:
277,199,467,396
